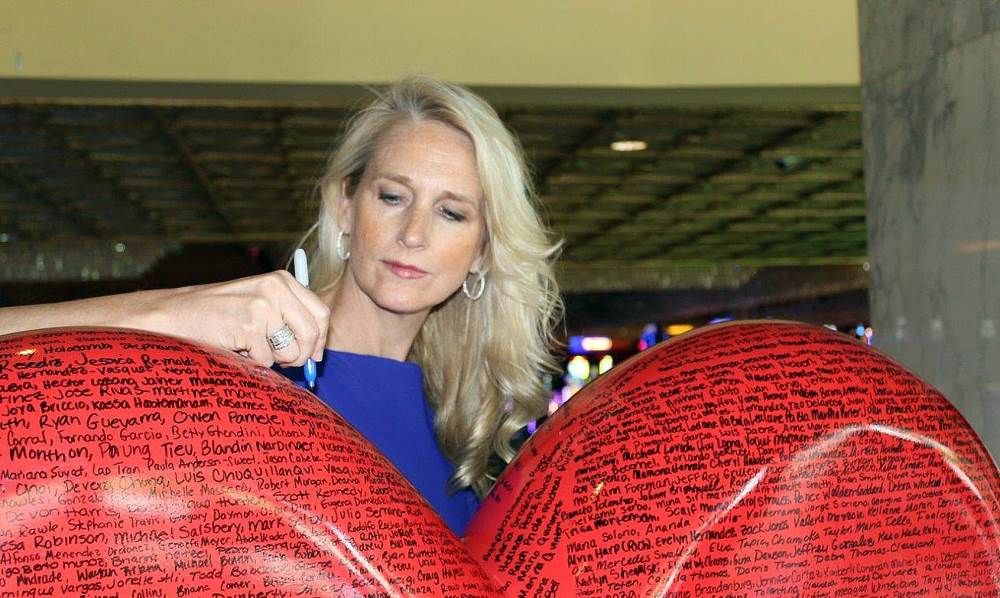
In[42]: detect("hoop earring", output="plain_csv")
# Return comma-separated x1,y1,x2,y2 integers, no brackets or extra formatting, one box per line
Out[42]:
462,271,486,301
336,231,351,261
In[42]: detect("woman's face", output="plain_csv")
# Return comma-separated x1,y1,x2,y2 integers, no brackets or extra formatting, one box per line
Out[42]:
338,119,486,318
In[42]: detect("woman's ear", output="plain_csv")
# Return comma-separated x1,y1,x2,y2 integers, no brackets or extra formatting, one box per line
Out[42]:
336,178,354,232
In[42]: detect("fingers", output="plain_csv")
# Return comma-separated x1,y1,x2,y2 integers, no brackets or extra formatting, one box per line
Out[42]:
277,270,332,362
172,270,330,369
240,296,287,368
273,309,315,368
253,271,327,367
266,322,303,367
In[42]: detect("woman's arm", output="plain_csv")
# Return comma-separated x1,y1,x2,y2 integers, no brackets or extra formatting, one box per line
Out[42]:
0,287,174,334
0,271,330,367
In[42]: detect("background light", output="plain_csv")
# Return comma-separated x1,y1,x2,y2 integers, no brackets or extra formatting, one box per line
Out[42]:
561,381,582,403
569,335,613,353
598,355,614,374
580,336,612,352
567,355,591,380
610,140,647,152
639,323,658,350
665,324,694,336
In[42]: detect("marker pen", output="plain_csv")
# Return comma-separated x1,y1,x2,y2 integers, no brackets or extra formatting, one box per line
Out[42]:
293,248,318,390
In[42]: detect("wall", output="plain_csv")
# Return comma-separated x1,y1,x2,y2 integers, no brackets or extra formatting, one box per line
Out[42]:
1,1,858,88
860,0,1000,457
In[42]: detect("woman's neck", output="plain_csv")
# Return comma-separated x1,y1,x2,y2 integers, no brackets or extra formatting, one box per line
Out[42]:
322,280,428,362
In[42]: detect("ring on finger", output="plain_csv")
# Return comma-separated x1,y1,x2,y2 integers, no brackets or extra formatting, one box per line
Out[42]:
267,324,295,351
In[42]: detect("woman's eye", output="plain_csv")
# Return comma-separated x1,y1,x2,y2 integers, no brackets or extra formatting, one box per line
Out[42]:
441,207,466,222
378,192,402,205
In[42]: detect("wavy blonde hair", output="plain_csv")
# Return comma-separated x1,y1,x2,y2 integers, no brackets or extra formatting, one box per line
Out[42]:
306,76,563,497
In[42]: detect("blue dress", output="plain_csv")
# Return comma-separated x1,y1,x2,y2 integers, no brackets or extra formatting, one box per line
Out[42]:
279,350,479,536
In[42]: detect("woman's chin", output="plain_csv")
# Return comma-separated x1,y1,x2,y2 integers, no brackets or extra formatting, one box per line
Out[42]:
371,294,436,318
366,283,463,316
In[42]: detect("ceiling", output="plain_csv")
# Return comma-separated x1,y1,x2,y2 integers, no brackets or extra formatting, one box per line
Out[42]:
0,86,868,331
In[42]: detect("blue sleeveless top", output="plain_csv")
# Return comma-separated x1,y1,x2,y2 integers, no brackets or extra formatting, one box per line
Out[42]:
279,351,478,536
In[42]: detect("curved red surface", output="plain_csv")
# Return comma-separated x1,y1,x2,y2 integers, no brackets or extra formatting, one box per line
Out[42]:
0,328,501,597
4,323,999,596
466,322,1000,596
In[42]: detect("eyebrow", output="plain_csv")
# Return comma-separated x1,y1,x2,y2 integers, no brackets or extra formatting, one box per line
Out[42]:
379,173,478,208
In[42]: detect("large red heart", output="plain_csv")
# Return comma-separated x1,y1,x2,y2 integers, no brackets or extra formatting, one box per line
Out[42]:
466,322,1000,596
0,328,501,597
3,323,1000,597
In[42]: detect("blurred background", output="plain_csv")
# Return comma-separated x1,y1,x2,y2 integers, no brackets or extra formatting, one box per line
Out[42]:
1,2,997,454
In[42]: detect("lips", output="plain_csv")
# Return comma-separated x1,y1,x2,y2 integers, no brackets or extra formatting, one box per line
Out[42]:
383,260,428,279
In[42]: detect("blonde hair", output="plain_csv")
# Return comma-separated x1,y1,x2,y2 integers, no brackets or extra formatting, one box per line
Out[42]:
308,76,563,497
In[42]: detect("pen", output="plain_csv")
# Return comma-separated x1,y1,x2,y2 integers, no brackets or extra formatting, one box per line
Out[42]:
293,248,318,390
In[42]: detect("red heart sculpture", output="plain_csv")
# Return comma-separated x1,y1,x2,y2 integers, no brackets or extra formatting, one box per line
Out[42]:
0,328,501,597
4,323,1000,597
466,322,1000,596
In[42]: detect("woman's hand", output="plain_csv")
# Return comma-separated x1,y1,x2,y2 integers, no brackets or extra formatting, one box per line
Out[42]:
0,270,331,368
148,271,331,367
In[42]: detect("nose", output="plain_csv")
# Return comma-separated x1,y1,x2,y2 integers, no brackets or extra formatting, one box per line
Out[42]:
398,205,430,249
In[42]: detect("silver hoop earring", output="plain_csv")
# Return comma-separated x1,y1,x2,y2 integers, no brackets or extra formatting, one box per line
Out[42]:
462,271,486,301
336,231,351,261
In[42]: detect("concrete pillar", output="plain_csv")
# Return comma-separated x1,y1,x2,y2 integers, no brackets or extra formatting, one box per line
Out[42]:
860,1,1000,456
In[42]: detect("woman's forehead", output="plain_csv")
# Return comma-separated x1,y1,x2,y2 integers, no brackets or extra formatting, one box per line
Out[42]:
374,119,475,161
367,120,482,197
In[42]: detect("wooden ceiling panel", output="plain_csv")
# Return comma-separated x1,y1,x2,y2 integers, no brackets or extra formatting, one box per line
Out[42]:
0,100,866,286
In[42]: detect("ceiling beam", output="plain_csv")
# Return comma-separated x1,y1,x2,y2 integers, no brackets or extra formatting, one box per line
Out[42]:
536,110,618,194
0,163,103,237
149,107,235,233
559,110,733,255
43,107,165,235
622,113,859,260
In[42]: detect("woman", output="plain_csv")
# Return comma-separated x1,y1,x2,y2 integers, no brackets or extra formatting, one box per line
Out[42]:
0,76,563,535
